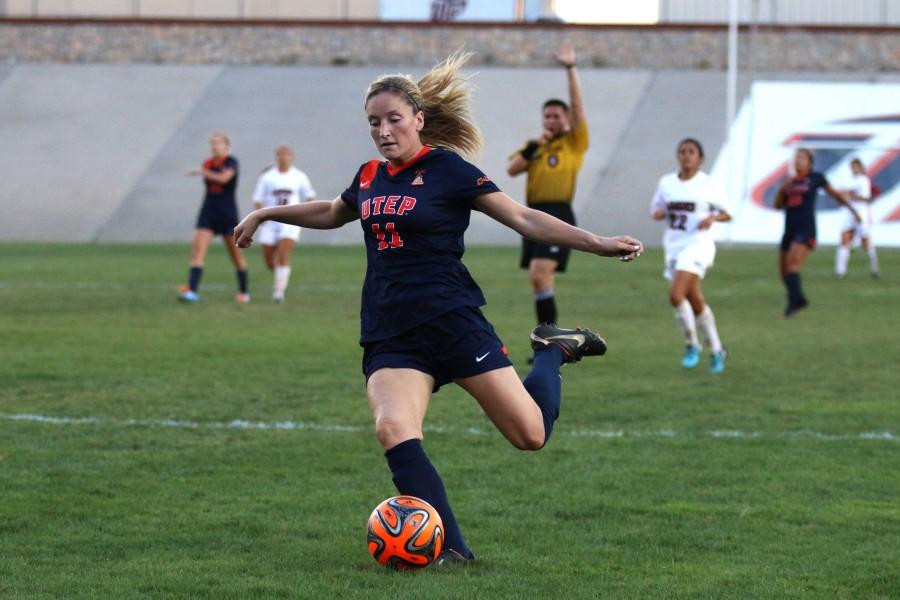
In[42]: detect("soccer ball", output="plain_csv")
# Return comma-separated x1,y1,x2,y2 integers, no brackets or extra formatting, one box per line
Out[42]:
367,495,444,570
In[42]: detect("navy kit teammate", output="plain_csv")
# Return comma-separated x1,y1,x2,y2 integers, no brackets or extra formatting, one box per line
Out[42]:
506,40,588,335
233,53,642,563
179,132,250,304
775,148,859,317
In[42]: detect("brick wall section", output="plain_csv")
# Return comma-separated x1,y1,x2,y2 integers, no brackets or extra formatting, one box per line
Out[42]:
2,20,900,70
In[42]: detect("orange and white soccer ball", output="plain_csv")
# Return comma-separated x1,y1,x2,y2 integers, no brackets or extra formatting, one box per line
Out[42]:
367,495,444,570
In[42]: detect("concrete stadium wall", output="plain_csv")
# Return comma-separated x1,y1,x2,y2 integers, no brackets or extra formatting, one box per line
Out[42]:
0,63,655,244
2,63,897,246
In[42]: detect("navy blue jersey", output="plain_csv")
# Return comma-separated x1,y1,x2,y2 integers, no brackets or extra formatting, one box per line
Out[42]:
341,147,501,343
202,155,239,203
783,171,828,233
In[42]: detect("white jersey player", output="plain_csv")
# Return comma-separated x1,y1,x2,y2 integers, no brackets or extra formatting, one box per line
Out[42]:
252,145,317,302
650,138,732,373
836,158,879,279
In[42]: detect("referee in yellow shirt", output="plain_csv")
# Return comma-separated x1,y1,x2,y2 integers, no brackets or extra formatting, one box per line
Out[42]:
507,40,588,332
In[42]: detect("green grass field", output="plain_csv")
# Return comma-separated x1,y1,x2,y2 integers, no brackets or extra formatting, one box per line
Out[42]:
2,242,899,599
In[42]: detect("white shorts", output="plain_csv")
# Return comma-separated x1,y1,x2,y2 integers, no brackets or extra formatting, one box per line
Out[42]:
256,220,301,246
664,240,716,281
841,206,873,239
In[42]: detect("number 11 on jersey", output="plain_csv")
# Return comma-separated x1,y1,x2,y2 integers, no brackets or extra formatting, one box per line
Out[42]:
372,222,403,250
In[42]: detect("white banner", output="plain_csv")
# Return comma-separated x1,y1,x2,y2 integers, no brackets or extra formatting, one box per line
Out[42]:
712,82,900,247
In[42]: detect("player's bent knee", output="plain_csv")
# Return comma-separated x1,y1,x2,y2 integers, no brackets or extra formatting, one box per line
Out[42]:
374,417,422,449
505,421,546,451
515,432,546,452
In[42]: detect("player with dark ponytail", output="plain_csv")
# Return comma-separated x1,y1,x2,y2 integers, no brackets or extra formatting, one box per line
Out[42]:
775,148,859,317
651,138,731,373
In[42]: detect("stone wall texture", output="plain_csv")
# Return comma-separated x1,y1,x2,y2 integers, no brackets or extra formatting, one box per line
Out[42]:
2,20,900,71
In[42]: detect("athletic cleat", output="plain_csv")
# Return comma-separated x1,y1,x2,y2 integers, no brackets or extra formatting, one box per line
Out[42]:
784,298,809,319
530,324,607,363
235,292,250,304
177,286,199,304
682,345,700,369
710,349,727,374
434,548,475,566
272,295,284,304
871,271,880,280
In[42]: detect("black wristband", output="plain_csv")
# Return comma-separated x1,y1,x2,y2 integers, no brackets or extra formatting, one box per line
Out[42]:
520,140,540,161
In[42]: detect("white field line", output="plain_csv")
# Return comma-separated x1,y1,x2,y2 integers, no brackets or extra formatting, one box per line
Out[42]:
0,281,361,292
0,281,231,291
2,414,897,442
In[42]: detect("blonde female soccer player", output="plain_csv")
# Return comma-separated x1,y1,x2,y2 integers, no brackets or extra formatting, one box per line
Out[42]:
179,132,250,303
233,52,643,563
651,138,731,373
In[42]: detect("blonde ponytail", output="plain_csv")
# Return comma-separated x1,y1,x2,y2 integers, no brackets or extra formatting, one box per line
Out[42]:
365,51,483,158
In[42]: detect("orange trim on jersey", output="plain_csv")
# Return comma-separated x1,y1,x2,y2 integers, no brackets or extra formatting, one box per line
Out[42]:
359,160,381,190
385,146,432,176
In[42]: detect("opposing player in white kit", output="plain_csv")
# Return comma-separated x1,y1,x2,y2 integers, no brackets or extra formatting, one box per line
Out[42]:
651,138,732,374
252,145,317,302
835,158,880,279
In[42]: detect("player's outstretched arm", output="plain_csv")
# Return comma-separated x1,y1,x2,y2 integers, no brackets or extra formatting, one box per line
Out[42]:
475,191,642,261
186,167,236,184
234,197,357,248
824,183,861,222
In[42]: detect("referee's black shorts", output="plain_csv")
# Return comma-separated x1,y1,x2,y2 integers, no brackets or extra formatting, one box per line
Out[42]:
519,202,576,273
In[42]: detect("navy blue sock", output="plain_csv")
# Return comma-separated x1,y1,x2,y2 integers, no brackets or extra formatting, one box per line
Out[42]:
522,344,565,446
784,272,802,306
535,296,557,325
188,266,203,292
385,439,472,559
236,269,248,294
534,289,557,325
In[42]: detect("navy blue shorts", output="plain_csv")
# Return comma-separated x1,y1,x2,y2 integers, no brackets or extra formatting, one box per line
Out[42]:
520,203,575,272
362,306,512,392
780,230,817,252
196,200,239,236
